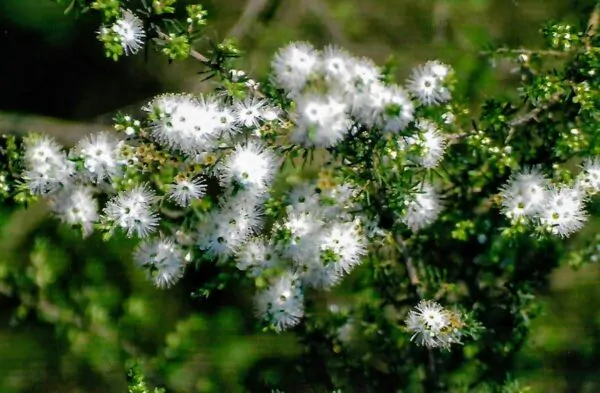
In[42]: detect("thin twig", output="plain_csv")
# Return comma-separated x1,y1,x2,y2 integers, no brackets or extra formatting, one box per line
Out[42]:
395,234,422,296
227,0,271,39
480,48,567,57
504,91,564,144
300,0,349,46
394,234,438,388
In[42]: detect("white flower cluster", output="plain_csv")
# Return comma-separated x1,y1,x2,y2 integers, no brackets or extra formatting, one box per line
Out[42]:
500,166,592,237
270,42,453,233
247,183,366,331
405,300,464,350
401,183,443,232
21,133,125,237
143,93,279,156
134,236,188,289
17,40,460,333
270,43,453,148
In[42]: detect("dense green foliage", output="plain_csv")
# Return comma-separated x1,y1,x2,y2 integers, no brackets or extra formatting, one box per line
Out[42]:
1,1,600,393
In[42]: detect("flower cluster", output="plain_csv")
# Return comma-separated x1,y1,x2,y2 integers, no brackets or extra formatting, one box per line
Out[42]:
271,42,453,148
405,300,464,349
499,166,592,237
14,39,461,336
20,133,125,236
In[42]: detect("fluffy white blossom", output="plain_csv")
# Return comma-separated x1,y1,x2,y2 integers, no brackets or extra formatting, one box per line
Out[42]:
292,94,352,147
236,238,279,277
288,184,321,212
271,42,320,95
168,177,206,207
197,195,263,258
405,300,463,349
500,168,549,220
406,61,452,105
578,157,600,193
401,183,443,231
134,236,186,288
299,260,341,289
347,57,381,94
351,83,414,133
539,185,587,237
144,93,221,154
320,45,353,87
111,9,145,55
72,132,122,183
103,184,159,238
219,141,277,195
276,207,325,263
319,220,366,275
233,96,267,129
254,273,304,332
48,186,98,237
22,136,75,195
405,120,447,168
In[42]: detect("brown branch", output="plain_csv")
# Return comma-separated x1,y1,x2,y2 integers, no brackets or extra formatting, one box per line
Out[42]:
480,48,567,57
300,0,349,46
394,234,439,389
587,3,600,37
394,234,423,297
504,91,564,144
227,0,271,40
0,111,108,146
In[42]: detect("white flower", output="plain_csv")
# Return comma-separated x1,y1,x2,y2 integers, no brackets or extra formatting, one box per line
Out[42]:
261,105,282,122
236,238,279,277
406,61,451,106
134,236,186,288
254,272,304,332
197,195,263,258
321,45,353,87
144,93,220,154
276,207,324,263
428,60,452,80
24,135,63,165
500,168,549,220
103,184,159,238
292,94,352,147
405,300,462,349
356,83,414,132
22,136,75,195
288,184,321,213
48,186,98,237
347,56,381,93
233,96,267,128
112,9,145,55
401,183,443,231
405,120,447,168
219,141,277,195
578,157,600,193
229,69,247,82
72,132,122,183
539,185,587,237
299,259,341,289
213,106,239,135
168,177,206,207
271,42,320,95
319,220,366,275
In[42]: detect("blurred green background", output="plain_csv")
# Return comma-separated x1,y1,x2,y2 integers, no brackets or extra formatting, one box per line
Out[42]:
1,0,600,392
